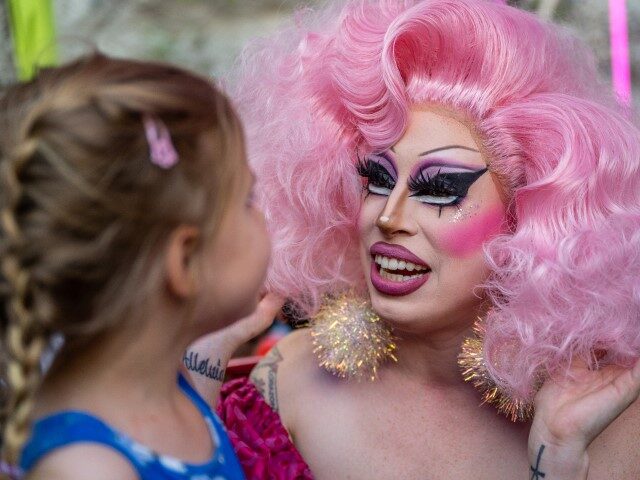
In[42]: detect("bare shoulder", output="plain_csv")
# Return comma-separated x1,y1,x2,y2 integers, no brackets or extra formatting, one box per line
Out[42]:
269,326,315,360
26,444,138,480
249,328,317,427
588,396,640,479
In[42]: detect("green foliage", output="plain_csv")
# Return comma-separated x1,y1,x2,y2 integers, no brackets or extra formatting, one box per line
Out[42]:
7,0,58,80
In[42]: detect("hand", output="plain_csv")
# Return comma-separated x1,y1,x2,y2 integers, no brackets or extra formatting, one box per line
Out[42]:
183,292,285,408
206,292,286,356
528,358,640,479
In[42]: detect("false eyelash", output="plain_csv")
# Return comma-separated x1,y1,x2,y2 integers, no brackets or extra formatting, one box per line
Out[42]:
407,168,459,198
408,168,465,218
356,156,396,191
408,167,489,199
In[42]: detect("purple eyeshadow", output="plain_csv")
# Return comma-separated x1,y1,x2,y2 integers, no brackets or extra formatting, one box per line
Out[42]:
366,152,398,181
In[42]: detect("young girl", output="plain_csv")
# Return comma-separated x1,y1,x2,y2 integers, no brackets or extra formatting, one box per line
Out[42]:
0,53,276,479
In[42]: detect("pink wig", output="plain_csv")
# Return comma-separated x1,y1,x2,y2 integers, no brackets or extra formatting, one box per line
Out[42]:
230,0,640,399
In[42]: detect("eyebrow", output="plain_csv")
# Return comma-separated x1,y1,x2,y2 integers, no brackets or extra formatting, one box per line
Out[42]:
418,145,479,156
388,144,479,156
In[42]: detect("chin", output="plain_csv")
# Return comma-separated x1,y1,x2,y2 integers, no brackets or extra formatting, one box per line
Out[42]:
369,290,430,326
368,287,480,335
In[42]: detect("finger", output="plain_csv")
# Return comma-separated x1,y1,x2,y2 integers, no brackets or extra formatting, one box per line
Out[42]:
633,357,640,380
232,293,285,340
587,361,640,425
628,358,640,398
567,354,615,383
258,286,268,301
566,356,594,382
610,360,640,403
563,355,583,370
258,292,286,317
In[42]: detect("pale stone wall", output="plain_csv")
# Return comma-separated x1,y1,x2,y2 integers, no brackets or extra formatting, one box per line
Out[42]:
560,0,640,103
53,0,316,77
1,0,638,100
51,0,639,101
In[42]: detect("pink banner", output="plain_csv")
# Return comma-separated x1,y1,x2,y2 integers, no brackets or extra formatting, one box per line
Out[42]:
609,0,632,106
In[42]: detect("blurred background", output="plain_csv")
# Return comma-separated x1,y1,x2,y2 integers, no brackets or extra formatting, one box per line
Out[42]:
0,0,639,104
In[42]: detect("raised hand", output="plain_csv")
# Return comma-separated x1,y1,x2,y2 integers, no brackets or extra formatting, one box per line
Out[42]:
183,292,285,408
528,358,640,479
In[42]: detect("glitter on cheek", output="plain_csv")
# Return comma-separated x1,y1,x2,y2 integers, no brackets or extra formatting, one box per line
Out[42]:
437,205,506,257
450,203,480,223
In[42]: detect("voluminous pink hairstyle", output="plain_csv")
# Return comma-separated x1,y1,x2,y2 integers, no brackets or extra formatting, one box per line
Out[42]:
230,0,640,400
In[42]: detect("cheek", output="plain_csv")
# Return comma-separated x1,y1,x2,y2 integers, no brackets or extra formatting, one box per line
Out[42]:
356,197,381,236
436,204,506,257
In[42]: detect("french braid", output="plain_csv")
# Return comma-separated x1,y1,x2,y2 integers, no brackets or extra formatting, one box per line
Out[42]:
0,130,49,465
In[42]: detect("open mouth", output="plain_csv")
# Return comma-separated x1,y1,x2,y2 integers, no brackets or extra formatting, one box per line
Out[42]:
368,242,431,296
374,255,431,282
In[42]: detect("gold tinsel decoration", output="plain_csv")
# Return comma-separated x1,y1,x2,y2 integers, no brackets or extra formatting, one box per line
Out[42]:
311,292,397,381
458,320,534,422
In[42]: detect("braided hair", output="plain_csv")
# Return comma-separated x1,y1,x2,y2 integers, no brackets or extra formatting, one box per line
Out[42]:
0,53,244,467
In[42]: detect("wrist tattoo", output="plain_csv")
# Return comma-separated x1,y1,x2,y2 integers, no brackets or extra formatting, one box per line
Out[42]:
250,346,283,412
183,351,225,381
530,444,546,479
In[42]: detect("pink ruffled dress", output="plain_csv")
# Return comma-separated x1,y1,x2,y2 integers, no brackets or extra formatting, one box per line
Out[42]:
217,378,314,479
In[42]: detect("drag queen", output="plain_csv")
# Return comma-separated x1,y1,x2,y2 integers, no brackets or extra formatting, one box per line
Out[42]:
214,1,640,478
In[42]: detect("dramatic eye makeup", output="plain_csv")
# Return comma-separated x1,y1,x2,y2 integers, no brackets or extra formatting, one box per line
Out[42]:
356,149,488,217
408,162,488,217
356,153,398,196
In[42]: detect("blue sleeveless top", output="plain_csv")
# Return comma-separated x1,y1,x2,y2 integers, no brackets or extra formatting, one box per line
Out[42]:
20,375,245,479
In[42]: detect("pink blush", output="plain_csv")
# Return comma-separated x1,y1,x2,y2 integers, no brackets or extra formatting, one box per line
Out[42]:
438,205,506,257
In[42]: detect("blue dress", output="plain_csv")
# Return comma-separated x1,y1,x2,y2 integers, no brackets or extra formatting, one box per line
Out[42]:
20,375,245,479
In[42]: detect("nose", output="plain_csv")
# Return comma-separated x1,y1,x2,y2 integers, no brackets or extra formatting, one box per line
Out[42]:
375,190,419,237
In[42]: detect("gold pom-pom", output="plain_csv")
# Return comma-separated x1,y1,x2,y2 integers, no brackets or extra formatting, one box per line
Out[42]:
458,321,533,422
311,292,397,381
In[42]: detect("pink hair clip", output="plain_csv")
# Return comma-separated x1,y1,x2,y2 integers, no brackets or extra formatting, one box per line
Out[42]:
143,115,179,169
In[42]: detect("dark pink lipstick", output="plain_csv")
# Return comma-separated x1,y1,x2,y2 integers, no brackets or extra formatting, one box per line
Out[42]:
369,242,430,296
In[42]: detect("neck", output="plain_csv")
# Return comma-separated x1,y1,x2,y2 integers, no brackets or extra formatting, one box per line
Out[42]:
389,322,472,386
38,304,197,417
381,300,489,386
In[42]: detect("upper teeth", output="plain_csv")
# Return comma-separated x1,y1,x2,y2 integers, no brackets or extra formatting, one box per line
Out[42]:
374,255,428,272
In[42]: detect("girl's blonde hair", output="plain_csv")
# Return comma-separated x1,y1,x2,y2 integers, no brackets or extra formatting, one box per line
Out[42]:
0,53,244,465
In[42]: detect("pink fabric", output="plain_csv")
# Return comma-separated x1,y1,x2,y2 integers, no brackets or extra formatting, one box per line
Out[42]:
217,378,314,480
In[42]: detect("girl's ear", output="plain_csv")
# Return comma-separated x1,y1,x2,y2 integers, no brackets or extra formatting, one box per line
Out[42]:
164,225,201,299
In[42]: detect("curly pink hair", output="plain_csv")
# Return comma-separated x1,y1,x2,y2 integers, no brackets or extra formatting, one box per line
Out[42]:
230,0,640,399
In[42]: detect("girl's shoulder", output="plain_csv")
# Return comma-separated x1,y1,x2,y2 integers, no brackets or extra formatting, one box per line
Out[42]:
23,377,244,480
26,443,138,480
21,410,141,479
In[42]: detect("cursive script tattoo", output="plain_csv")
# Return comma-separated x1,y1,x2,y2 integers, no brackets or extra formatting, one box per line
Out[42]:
250,346,283,412
530,444,546,479
183,351,225,382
